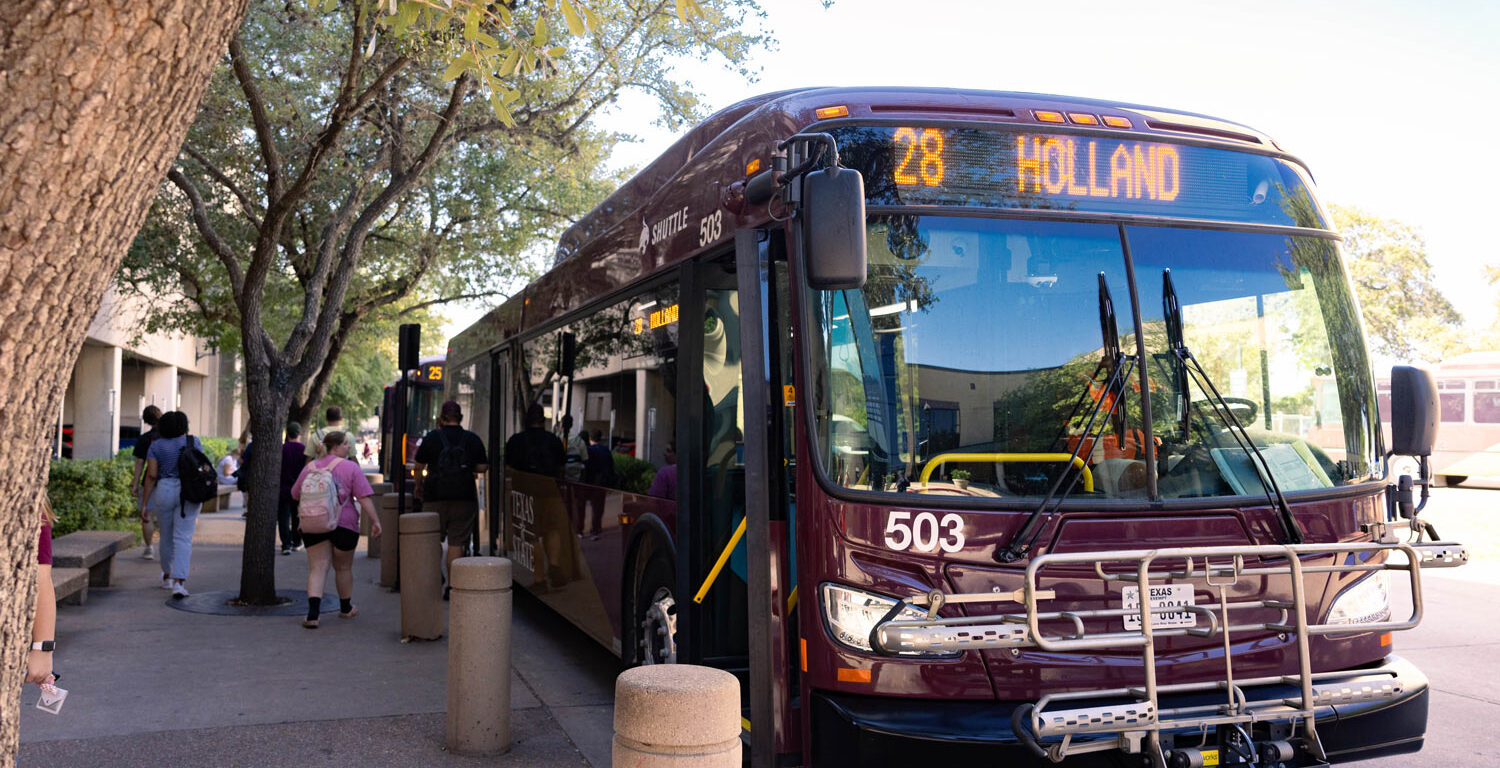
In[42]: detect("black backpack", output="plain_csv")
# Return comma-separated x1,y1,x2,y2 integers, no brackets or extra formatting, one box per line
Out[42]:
428,430,472,488
178,435,220,506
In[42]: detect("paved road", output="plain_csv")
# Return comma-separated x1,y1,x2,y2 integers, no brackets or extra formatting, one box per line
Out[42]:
1363,483,1500,766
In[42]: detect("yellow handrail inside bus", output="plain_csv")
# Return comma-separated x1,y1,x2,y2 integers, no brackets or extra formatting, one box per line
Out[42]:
693,517,746,604
919,452,1093,492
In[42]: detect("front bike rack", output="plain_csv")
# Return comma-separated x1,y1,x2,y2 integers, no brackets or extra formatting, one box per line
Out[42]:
871,539,1467,766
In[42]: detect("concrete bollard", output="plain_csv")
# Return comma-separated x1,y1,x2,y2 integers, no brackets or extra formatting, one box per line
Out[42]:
365,483,395,558
446,557,513,756
378,492,402,576
399,511,443,641
364,471,385,485
612,665,741,767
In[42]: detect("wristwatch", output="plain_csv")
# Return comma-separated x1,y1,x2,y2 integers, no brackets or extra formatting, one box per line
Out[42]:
31,641,55,652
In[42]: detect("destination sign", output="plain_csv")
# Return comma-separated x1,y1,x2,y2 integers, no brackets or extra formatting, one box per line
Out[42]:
827,125,1325,228
631,303,679,335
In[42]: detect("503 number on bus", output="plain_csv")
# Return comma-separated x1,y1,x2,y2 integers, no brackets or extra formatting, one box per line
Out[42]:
883,511,965,553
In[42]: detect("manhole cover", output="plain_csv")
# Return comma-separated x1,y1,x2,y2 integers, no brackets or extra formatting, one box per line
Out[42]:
165,589,341,616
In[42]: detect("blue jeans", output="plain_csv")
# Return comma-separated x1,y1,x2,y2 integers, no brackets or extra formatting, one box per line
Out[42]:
148,478,202,580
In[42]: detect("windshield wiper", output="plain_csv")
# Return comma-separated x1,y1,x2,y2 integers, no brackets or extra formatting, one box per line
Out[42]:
1161,270,1304,545
998,274,1136,563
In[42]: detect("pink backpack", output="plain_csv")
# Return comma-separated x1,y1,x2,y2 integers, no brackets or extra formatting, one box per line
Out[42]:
297,457,343,534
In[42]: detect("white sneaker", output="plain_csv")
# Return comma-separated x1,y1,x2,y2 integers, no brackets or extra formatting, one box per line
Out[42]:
142,545,154,560
171,582,190,599
161,575,172,590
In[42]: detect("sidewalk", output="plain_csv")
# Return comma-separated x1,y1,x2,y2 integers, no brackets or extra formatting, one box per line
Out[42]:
16,499,620,767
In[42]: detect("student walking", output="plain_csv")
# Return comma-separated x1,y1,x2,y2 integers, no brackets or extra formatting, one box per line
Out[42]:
291,430,381,628
129,405,162,560
305,406,344,461
142,411,205,598
414,401,490,597
278,423,309,555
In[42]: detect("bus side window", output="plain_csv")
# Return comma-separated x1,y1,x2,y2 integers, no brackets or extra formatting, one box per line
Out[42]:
1474,380,1500,424
1439,379,1466,423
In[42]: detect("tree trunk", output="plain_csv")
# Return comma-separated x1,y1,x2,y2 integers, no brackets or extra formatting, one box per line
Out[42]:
236,358,291,605
0,0,249,758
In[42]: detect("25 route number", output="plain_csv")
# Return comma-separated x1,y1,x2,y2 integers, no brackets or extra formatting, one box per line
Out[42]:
699,210,723,246
883,511,965,553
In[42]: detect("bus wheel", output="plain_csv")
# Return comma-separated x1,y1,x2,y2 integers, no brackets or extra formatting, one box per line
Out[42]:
1442,474,1468,487
635,554,678,665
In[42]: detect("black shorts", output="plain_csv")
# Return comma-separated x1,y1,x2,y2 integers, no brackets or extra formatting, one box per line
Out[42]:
301,526,359,552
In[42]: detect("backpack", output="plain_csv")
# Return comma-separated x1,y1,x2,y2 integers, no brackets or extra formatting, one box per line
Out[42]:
428,430,472,488
177,436,219,507
298,457,344,534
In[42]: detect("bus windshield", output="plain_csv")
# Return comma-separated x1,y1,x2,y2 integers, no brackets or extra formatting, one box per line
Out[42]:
809,215,1379,501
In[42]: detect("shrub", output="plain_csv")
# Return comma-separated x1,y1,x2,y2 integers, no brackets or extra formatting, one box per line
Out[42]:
613,453,658,495
48,454,138,538
950,469,971,481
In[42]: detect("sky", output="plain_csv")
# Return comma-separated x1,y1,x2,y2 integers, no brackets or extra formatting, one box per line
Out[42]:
447,0,1500,352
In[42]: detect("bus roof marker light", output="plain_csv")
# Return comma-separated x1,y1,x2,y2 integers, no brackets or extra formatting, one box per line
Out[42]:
815,105,849,119
1102,115,1133,129
1068,112,1100,126
1033,110,1066,124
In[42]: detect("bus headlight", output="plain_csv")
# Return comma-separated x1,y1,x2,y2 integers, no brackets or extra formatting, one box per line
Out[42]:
1327,571,1391,626
820,582,949,656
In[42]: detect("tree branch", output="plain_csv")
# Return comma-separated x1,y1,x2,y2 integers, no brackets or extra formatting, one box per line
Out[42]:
288,75,472,378
166,168,245,301
399,291,510,316
182,144,263,230
228,35,282,205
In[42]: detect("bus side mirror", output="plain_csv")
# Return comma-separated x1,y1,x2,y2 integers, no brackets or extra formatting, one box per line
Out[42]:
803,166,866,290
1390,365,1438,457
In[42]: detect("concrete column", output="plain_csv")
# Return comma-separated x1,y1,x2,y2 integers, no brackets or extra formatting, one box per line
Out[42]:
216,353,243,440
142,362,177,414
612,665,741,767
446,557,512,756
399,511,443,640
179,374,206,434
72,344,122,459
378,493,402,576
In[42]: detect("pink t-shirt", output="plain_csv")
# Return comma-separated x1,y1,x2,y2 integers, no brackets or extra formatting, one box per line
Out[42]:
290,456,373,531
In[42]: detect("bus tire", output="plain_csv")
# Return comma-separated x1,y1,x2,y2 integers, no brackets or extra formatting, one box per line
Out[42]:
630,552,678,666
1442,474,1468,487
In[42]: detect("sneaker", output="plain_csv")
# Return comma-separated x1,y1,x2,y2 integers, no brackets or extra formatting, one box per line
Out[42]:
281,547,291,556
160,575,172,590
142,545,154,560
171,582,190,600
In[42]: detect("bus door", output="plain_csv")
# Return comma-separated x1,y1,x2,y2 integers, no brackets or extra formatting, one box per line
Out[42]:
679,232,796,764
487,348,512,556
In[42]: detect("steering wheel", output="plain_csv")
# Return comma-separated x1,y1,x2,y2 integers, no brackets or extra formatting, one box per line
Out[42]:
1190,397,1257,426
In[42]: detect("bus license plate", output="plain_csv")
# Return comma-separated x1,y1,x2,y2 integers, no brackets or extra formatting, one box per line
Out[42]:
1121,585,1197,630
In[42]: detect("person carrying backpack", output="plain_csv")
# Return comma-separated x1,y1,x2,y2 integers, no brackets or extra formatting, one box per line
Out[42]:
414,400,491,594
142,411,209,598
290,430,381,628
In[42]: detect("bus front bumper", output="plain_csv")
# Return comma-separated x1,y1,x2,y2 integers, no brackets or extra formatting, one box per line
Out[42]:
810,655,1429,766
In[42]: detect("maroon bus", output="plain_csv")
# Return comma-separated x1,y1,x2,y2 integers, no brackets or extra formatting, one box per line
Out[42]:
444,87,1466,767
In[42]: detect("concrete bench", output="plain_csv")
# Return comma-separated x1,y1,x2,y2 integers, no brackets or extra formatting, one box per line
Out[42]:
204,484,237,513
52,567,90,606
50,530,135,588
